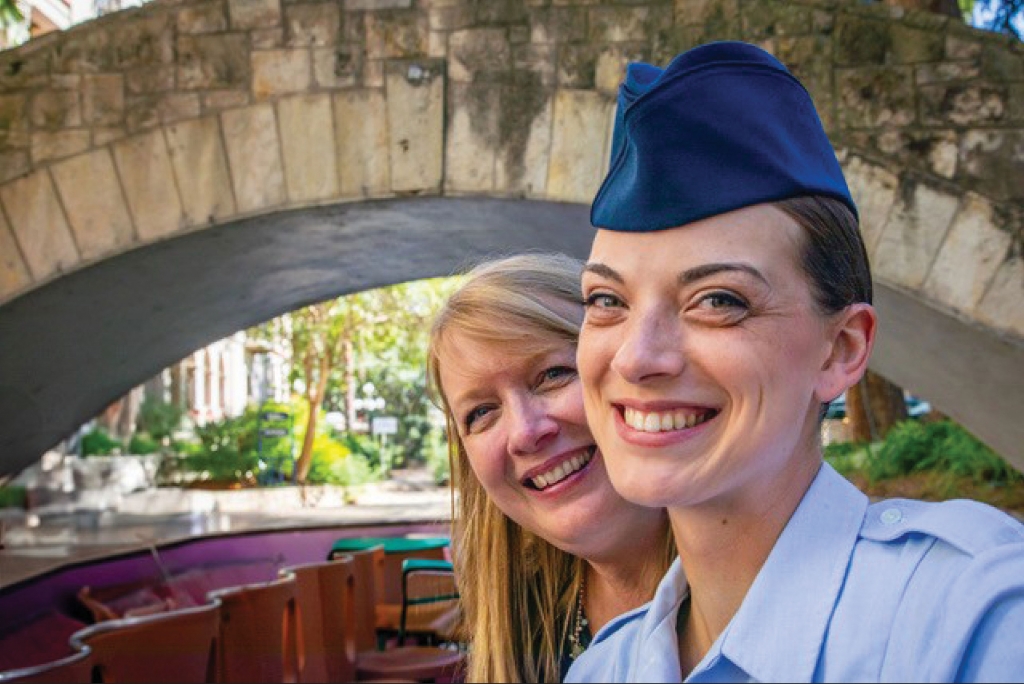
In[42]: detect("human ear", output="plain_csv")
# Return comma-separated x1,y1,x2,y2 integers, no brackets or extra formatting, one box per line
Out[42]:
815,303,876,403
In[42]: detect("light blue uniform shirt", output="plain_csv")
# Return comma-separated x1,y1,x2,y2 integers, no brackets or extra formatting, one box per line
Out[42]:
566,463,1024,683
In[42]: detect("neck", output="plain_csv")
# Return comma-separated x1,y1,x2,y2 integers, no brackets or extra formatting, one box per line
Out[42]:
670,457,821,674
582,518,668,633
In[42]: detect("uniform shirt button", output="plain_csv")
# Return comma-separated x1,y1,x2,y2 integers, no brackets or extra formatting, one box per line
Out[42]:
880,508,903,526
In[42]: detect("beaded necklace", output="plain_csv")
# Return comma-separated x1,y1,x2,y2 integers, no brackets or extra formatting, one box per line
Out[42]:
569,572,589,659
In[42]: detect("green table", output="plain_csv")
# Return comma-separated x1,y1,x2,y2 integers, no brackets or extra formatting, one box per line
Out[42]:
328,536,450,560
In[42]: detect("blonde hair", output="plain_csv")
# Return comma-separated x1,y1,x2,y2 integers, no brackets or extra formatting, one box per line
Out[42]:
428,252,587,682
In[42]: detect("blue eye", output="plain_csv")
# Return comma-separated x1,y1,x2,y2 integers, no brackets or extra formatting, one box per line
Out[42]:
700,292,747,309
541,366,576,383
464,405,492,431
583,293,623,308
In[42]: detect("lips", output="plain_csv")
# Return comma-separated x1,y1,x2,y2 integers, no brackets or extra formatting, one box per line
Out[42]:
522,447,595,491
623,406,717,433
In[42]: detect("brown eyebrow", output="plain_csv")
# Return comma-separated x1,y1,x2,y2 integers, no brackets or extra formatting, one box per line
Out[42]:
584,261,768,288
581,262,623,283
679,262,769,287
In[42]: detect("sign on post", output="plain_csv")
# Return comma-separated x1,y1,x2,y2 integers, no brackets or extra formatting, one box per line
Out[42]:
371,416,399,436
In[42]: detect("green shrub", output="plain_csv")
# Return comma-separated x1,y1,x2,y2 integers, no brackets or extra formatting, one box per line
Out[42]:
852,419,1022,486
421,427,451,486
81,428,123,456
0,485,27,509
824,441,870,478
181,402,296,484
137,399,184,442
127,432,161,455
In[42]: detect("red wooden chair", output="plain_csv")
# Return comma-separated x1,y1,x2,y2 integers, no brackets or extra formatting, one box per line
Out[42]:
0,647,91,684
207,574,302,684
70,601,219,683
281,556,358,683
347,547,465,683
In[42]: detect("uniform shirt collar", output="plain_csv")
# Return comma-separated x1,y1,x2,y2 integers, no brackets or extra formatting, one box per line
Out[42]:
710,462,868,682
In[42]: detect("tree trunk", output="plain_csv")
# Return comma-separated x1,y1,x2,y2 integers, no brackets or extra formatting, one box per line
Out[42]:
846,370,909,443
294,356,330,483
343,336,356,432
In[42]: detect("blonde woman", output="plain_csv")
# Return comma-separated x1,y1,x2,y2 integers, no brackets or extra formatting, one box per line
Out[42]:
427,253,675,682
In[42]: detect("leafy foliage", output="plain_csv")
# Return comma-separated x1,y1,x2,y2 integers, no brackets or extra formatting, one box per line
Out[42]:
81,427,123,456
826,419,1022,485
0,485,27,509
136,399,184,443
127,432,161,455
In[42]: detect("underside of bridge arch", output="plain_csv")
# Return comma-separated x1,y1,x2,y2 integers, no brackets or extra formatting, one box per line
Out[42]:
2,195,1023,480
0,197,598,479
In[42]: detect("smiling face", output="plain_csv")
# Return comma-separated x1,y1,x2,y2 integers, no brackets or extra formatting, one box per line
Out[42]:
438,330,655,558
578,203,865,514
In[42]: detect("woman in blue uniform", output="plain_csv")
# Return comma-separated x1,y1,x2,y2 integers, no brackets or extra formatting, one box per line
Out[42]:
568,41,1024,682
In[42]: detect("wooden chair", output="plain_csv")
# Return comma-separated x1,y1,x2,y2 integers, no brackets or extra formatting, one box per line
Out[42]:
0,647,91,684
347,547,465,683
70,602,219,683
281,557,358,684
397,559,463,649
207,574,302,684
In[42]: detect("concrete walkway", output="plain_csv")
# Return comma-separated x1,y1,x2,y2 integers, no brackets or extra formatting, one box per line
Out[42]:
0,469,452,589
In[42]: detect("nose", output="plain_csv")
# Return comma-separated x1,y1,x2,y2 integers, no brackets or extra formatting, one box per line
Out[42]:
610,307,686,384
506,395,559,456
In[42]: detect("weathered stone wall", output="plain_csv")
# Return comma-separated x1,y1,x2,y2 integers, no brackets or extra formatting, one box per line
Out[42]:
0,0,1021,343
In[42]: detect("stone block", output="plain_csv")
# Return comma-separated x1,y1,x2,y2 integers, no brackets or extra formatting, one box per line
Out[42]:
445,83,497,194
177,34,251,91
740,0,811,41
106,13,176,69
914,61,981,85
126,66,176,95
228,0,282,30
0,94,29,149
31,130,91,164
919,83,1006,127
871,178,959,289
345,0,412,9
980,44,1024,81
837,66,915,129
513,43,557,88
841,155,898,257
92,126,127,147
924,193,1013,314
253,50,312,99
365,10,428,60
385,60,444,194
547,89,612,204
50,149,135,260
202,90,251,111
428,30,448,59
0,170,79,280
31,90,81,129
557,44,597,90
334,89,390,197
313,47,360,88
82,73,125,127
945,32,981,61
594,46,642,98
111,129,185,241
495,83,552,198
178,3,229,34
427,6,475,32
529,6,587,44
285,2,340,47
959,130,1024,203
975,252,1024,339
0,151,29,184
252,27,285,49
834,15,889,66
0,212,30,302
888,24,943,64
448,28,510,83
164,116,236,226
220,104,286,212
277,94,339,203
588,5,655,43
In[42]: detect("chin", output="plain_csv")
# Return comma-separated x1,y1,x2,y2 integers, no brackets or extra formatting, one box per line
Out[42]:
605,466,674,509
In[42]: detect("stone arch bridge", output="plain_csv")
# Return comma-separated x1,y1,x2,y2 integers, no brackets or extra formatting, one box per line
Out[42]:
0,0,1022,477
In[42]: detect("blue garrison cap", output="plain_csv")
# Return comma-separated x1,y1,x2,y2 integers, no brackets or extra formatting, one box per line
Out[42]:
591,41,856,232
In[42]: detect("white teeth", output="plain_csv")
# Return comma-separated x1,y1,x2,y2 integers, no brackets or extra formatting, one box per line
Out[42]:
625,408,710,433
529,449,594,490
